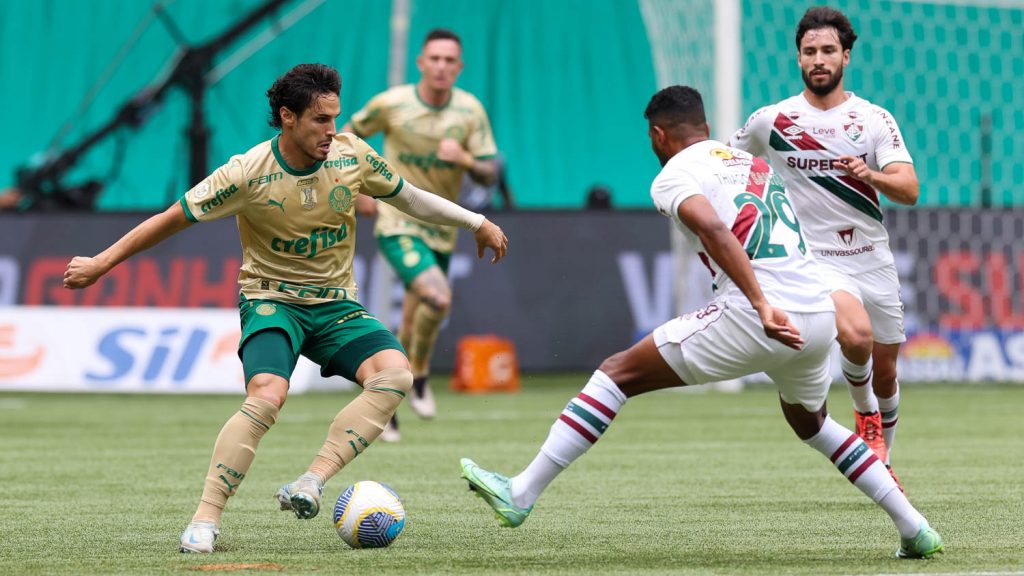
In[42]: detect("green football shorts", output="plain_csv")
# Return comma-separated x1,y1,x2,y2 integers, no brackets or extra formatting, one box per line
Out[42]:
377,234,451,286
238,297,403,383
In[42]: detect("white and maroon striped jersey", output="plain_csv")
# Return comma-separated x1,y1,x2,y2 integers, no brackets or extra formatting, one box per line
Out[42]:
650,139,833,313
729,92,913,273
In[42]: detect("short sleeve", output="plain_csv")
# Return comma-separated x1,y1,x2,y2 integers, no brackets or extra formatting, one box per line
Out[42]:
348,92,390,138
354,138,404,199
869,106,913,169
728,106,772,156
179,157,249,223
650,166,703,224
466,104,497,159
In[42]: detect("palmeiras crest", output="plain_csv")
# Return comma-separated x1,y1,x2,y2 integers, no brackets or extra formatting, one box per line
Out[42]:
329,185,353,212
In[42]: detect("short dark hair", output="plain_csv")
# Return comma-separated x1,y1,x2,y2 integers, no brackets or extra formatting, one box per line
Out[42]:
796,7,858,52
266,63,341,129
644,86,706,128
423,28,461,47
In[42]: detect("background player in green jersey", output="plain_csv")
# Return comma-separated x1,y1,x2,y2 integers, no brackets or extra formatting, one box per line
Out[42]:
63,63,507,553
345,29,498,440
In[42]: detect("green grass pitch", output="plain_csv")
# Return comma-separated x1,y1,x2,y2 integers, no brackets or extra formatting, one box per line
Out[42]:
1,377,1022,575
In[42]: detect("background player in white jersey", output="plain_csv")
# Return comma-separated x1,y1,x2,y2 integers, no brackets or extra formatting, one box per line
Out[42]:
345,29,498,441
459,86,941,559
63,63,508,553
730,7,919,484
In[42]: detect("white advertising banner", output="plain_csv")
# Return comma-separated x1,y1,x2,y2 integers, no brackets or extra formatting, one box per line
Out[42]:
0,307,354,393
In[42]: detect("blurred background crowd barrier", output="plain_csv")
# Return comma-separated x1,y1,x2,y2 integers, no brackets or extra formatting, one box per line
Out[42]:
2,208,1022,390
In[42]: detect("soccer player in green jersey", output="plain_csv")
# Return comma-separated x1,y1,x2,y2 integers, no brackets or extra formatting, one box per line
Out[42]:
63,63,507,553
345,29,498,439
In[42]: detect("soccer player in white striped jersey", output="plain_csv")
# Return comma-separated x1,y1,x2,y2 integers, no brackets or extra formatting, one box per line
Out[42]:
730,7,918,485
460,86,942,559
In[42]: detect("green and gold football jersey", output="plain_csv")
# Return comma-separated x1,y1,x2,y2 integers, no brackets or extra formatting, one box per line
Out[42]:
349,84,496,253
179,133,403,305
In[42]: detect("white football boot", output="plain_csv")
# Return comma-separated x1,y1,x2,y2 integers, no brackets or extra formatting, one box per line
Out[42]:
179,521,219,553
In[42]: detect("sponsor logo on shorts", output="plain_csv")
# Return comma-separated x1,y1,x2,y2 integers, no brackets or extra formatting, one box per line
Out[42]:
255,303,277,316
403,251,421,268
275,282,351,300
838,228,855,247
695,303,721,320
335,309,373,324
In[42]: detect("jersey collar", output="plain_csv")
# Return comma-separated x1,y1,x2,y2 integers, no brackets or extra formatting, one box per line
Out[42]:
272,134,323,176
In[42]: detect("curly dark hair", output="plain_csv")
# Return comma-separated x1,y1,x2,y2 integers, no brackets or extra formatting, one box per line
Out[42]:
423,28,461,47
644,85,706,128
796,6,858,52
266,63,341,129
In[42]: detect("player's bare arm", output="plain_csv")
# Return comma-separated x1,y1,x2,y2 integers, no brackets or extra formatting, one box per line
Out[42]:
837,156,919,205
677,194,804,350
64,202,193,289
436,138,497,186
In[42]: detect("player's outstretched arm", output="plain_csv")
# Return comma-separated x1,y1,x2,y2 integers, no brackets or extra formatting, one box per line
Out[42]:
381,181,508,263
677,195,804,350
64,202,193,289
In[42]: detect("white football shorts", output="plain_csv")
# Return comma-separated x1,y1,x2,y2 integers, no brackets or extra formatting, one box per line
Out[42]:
653,299,837,411
817,261,906,344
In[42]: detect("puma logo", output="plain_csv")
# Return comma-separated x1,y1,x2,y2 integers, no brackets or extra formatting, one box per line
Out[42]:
218,475,240,493
268,198,286,212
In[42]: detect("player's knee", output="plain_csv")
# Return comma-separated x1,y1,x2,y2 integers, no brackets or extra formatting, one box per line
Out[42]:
596,352,624,381
780,400,827,441
597,352,640,394
872,360,898,389
423,292,451,315
365,367,414,396
838,321,873,359
246,373,289,408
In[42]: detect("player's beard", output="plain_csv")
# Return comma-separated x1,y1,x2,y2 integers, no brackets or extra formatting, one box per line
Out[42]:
802,65,844,96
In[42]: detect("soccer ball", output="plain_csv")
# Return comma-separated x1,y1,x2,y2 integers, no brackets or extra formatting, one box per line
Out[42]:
332,481,406,548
